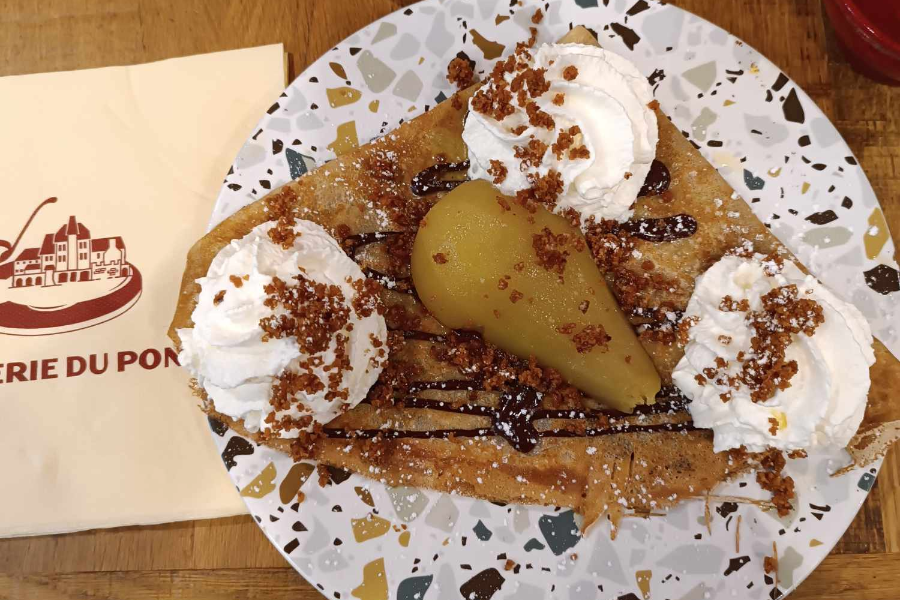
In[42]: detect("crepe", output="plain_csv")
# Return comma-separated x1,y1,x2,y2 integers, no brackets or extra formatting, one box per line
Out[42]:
169,27,900,529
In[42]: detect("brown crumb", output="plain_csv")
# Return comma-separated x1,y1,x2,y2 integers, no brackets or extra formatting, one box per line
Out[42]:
525,101,555,129
718,335,732,345
229,275,244,288
488,160,508,184
496,195,512,211
297,491,306,503
213,290,226,306
498,278,509,290
493,309,501,319
719,295,750,312
510,290,524,304
552,92,565,106
433,253,448,264
624,171,633,180
531,8,543,23
562,65,578,81
316,464,330,487
557,322,577,335
532,226,578,276
514,137,549,170
450,92,463,110
711,284,825,403
568,145,590,160
788,449,808,459
504,559,516,571
647,99,660,111
447,56,475,90
579,300,590,313
551,125,580,159
513,261,525,272
641,260,655,271
511,124,528,136
756,450,795,516
768,417,779,436
572,324,611,353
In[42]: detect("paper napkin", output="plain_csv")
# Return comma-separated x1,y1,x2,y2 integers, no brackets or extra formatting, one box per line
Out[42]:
0,45,286,537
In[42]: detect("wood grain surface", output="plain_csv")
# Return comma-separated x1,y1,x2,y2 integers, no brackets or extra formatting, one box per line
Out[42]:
0,0,897,598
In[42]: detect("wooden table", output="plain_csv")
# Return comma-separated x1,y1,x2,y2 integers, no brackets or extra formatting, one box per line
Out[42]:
1,0,897,598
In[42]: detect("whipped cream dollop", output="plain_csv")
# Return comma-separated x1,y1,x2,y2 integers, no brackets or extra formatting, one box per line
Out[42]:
177,220,387,438
672,254,875,453
463,43,658,223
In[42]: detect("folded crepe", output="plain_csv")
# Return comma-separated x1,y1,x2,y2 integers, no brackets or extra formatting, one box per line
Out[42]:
169,27,900,529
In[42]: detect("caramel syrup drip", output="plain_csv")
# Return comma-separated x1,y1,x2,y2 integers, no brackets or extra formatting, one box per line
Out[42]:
622,214,698,243
638,159,671,197
410,160,471,196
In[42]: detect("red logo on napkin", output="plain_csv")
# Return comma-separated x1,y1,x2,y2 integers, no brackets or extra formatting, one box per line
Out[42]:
0,198,142,336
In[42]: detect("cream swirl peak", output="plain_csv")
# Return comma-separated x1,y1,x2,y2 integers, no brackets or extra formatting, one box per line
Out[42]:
673,254,875,453
462,43,658,223
177,220,388,439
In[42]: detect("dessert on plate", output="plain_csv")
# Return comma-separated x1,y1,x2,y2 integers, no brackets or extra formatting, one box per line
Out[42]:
169,24,900,531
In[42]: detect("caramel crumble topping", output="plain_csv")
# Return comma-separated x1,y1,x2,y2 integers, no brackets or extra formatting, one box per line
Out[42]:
447,56,475,90
719,295,750,312
497,277,509,291
432,253,448,264
703,285,825,403
514,138,549,170
260,275,350,355
756,450,795,516
531,226,585,277
568,145,590,160
510,290,524,304
551,125,580,160
579,300,590,314
531,8,543,23
557,322,577,335
229,275,244,288
767,417,779,436
572,325,611,354
488,160,508,184
213,290,226,306
552,93,565,106
562,65,578,81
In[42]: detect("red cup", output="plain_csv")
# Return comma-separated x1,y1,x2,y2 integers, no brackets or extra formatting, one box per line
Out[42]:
823,0,900,85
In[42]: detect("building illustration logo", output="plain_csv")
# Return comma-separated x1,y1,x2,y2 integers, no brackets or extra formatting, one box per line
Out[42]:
0,198,142,336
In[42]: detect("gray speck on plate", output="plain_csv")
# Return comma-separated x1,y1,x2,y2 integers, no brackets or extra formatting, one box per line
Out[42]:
371,21,397,44
357,50,397,93
425,12,454,57
392,70,424,102
390,33,421,61
682,60,717,92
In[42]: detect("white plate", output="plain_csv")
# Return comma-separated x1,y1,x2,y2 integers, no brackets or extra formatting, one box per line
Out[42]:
206,1,900,598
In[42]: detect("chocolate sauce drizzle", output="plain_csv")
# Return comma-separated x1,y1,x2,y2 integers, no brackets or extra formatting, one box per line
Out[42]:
341,231,405,258
638,159,671,197
410,160,470,196
337,174,701,453
362,267,415,295
622,214,698,243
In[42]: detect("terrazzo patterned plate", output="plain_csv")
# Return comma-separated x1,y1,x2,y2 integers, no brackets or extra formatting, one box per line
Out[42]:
205,1,900,599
